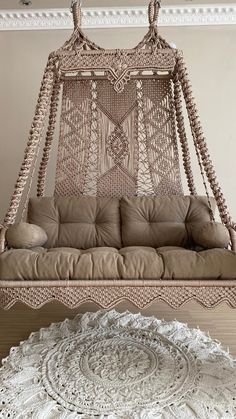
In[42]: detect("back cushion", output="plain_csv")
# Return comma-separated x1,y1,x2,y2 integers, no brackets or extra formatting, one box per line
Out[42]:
28,196,121,249
120,196,215,248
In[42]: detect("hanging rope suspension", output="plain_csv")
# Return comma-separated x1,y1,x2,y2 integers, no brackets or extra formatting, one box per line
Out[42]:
71,0,82,30
176,51,232,227
173,74,197,196
135,1,171,49
148,0,160,26
4,56,56,227
37,76,61,197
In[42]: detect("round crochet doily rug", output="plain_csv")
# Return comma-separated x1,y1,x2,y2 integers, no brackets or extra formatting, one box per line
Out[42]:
0,310,236,418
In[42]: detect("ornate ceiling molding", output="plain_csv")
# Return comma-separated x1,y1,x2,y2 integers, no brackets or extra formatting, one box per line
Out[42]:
1,4,236,31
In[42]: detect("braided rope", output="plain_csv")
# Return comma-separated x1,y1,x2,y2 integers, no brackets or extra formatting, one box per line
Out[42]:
3,56,56,227
20,131,43,221
173,74,197,195
148,0,160,26
37,76,61,197
134,0,172,50
174,61,214,216
135,0,171,52
71,0,82,30
176,51,233,227
135,26,171,50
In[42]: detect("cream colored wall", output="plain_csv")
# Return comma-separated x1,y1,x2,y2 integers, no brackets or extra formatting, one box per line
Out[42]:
0,25,236,222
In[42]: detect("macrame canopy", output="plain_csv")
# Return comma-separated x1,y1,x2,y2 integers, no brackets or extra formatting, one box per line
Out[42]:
1,0,236,252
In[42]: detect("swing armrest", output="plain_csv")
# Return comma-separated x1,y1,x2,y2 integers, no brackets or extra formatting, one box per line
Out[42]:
0,227,7,254
229,227,236,252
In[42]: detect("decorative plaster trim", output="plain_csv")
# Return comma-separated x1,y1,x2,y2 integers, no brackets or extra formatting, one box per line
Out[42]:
1,4,236,31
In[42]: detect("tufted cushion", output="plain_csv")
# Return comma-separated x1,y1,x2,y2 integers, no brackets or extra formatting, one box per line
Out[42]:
28,197,121,249
120,196,215,248
0,246,235,281
160,247,236,279
0,247,164,281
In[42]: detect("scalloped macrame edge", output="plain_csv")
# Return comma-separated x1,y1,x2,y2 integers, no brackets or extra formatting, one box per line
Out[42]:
1,285,236,310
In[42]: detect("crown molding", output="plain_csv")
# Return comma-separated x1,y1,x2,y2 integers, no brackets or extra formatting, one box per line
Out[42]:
1,4,236,31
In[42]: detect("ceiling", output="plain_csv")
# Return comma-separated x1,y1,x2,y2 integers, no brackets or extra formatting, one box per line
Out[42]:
1,0,235,9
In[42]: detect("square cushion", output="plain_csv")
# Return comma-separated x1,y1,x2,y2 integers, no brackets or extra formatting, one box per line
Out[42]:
120,196,215,248
28,196,121,249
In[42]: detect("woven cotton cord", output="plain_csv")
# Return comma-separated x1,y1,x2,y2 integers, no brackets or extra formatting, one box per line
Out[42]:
136,1,172,50
173,74,197,195
3,55,56,227
176,51,233,226
148,0,160,26
71,0,82,30
37,76,61,197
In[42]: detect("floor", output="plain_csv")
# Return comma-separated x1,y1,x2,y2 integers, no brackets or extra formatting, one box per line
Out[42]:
0,301,236,360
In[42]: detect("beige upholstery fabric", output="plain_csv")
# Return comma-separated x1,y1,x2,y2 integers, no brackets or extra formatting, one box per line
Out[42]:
0,246,236,281
28,197,121,249
161,248,236,279
6,222,47,249
0,247,164,281
121,196,215,248
191,222,230,249
25,195,226,250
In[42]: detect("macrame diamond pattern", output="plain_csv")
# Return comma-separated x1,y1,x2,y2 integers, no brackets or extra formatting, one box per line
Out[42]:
55,76,183,198
107,125,129,164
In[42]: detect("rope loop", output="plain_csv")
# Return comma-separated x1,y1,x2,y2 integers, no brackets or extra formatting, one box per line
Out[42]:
71,0,82,30
148,0,160,26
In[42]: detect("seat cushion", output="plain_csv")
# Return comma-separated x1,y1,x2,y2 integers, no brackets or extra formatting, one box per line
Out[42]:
28,196,121,249
120,196,215,248
0,247,164,281
160,248,236,279
0,246,236,281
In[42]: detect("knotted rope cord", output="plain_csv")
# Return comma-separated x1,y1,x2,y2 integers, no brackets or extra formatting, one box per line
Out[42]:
37,76,61,196
71,0,81,30
135,0,171,50
191,128,215,220
3,55,56,227
176,60,215,220
20,135,42,221
56,1,102,53
176,51,233,226
173,73,197,195
148,0,160,26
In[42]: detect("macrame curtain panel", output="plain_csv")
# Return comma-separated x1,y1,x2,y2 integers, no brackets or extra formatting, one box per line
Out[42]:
55,77,183,198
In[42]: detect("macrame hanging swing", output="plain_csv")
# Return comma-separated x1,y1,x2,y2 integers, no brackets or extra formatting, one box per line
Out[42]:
0,0,236,310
